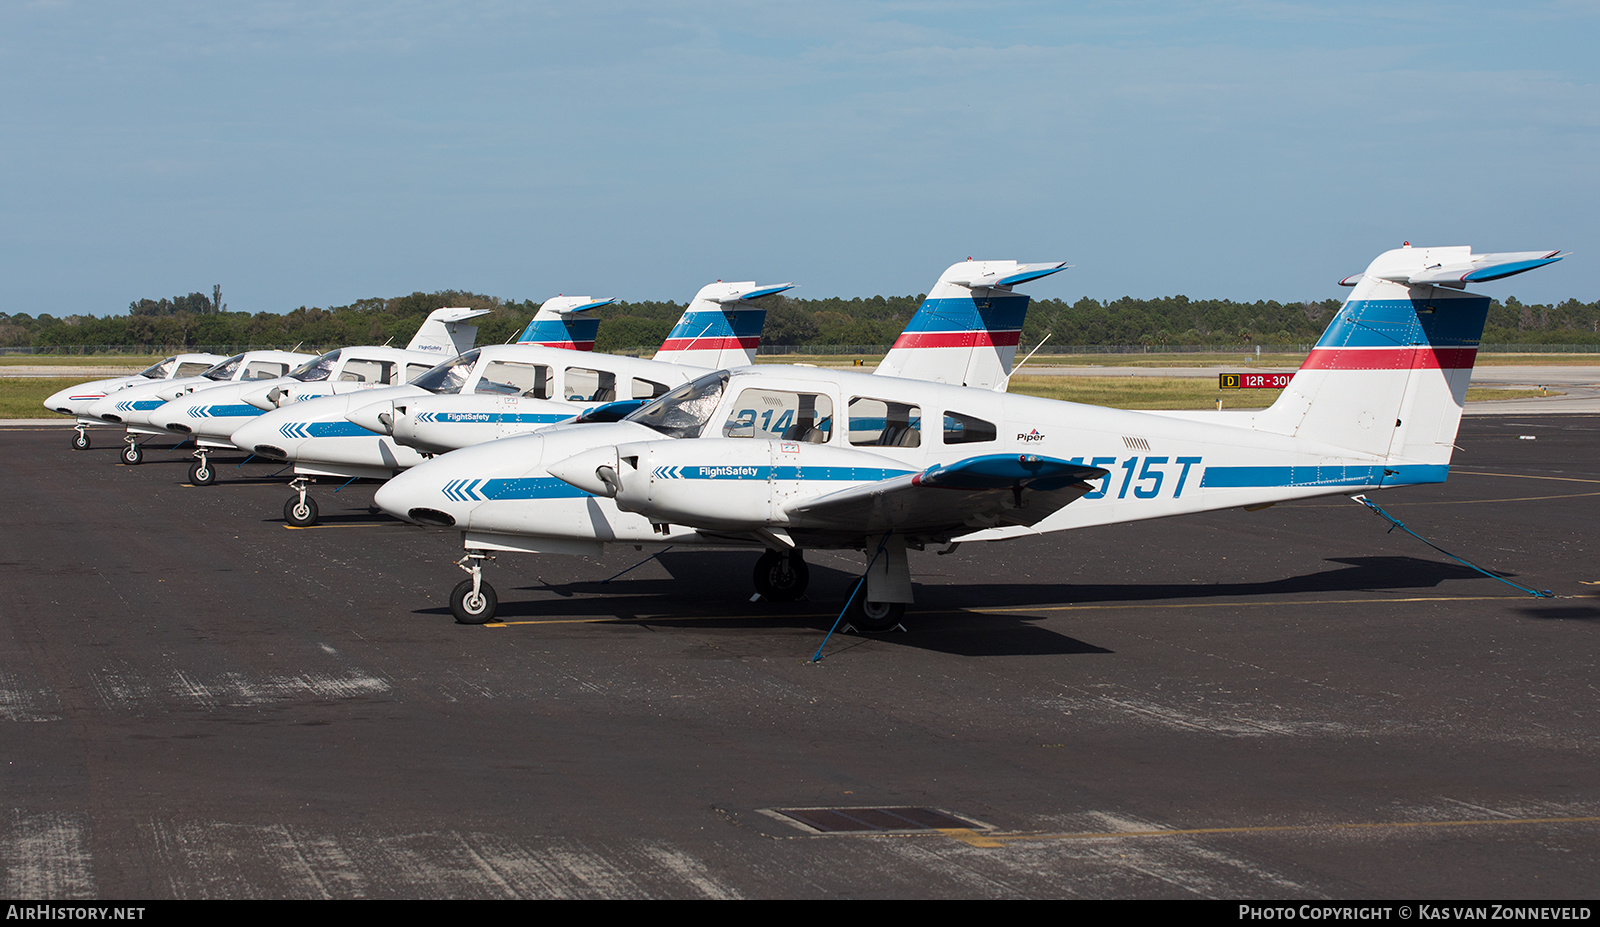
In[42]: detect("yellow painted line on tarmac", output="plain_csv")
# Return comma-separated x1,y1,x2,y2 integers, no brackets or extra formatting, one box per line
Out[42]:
490,611,836,628
282,523,394,530
971,595,1528,616
937,815,1600,848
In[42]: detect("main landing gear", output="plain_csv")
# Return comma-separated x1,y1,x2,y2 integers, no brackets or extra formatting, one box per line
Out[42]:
451,550,498,624
72,424,90,450
751,544,909,633
842,536,912,634
188,449,215,486
283,477,319,527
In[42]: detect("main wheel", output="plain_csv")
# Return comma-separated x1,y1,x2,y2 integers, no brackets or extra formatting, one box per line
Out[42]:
283,495,319,527
72,432,90,450
848,597,906,634
189,461,215,486
450,579,498,624
121,444,143,465
752,550,809,601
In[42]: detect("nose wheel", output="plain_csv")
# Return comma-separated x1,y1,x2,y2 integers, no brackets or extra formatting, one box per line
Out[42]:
283,477,319,527
753,549,809,601
188,451,215,486
72,425,90,450
451,550,498,624
121,435,144,465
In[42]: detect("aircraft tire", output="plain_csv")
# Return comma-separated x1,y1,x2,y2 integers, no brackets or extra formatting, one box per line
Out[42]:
284,495,319,527
189,461,215,486
752,550,809,602
121,444,143,465
848,598,905,634
73,432,90,450
451,579,498,624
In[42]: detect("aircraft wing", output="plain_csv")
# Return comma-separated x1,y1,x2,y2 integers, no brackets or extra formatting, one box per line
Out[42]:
783,454,1108,537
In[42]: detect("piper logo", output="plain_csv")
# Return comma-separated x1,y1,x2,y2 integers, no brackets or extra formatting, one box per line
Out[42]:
1017,428,1045,443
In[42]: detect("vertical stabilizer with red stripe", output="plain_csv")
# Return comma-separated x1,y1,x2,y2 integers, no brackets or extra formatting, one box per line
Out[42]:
1254,245,1564,466
652,281,792,368
515,296,616,351
874,260,1068,391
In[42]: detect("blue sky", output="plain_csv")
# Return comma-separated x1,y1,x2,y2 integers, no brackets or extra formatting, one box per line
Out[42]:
3,1,1595,316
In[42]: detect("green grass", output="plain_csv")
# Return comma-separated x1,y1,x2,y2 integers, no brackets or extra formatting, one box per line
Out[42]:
0,356,158,367
0,377,82,418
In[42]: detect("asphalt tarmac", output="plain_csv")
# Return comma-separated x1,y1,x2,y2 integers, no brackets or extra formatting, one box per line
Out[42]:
2,416,1597,899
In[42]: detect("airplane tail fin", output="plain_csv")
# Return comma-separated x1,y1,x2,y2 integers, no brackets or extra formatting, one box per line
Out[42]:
407,307,493,356
515,296,617,351
652,282,792,367
874,260,1068,391
1254,245,1565,467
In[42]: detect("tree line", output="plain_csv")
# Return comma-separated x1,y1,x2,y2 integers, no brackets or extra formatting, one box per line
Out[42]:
4,288,1599,352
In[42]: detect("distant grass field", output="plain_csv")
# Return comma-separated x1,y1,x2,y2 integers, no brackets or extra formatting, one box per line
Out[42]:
1006,375,1553,410
0,374,1554,419
0,377,81,418
757,351,1600,369
0,356,159,367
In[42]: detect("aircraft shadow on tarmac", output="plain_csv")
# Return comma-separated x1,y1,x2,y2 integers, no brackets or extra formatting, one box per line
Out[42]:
406,552,1523,657
1514,603,1600,621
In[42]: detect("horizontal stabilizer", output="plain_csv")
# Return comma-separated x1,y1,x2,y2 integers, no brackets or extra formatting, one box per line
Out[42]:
943,261,1069,290
427,307,493,325
711,283,795,304
539,296,617,315
1347,248,1566,289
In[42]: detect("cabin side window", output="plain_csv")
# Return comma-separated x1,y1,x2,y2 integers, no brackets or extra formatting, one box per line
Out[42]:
942,410,997,445
848,397,921,447
476,361,551,398
722,389,834,442
632,378,670,400
245,360,290,379
564,367,617,402
338,359,394,384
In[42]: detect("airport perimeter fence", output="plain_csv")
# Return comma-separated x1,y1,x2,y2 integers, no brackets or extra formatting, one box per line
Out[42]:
5,342,1600,358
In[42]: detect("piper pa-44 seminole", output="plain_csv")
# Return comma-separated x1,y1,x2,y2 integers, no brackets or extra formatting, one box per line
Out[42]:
373,245,1564,629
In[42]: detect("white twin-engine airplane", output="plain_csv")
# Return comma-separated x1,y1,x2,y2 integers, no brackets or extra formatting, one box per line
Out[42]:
140,306,492,480
372,245,1564,629
227,281,796,526
45,353,227,450
78,349,316,469
360,260,1066,456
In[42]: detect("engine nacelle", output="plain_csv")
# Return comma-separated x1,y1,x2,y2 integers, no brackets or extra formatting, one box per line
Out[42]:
548,438,916,531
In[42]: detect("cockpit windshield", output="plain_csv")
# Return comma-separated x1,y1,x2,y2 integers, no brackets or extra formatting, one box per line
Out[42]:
410,350,480,395
139,356,179,378
202,354,245,381
288,350,343,382
623,370,729,439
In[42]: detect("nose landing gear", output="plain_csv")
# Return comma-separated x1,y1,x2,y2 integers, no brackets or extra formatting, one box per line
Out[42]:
450,550,498,624
283,477,319,527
